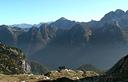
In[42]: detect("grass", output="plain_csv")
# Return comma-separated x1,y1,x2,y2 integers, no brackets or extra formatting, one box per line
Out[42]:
0,74,43,82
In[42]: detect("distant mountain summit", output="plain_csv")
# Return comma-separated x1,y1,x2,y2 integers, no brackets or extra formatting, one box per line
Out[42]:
50,17,76,29
101,9,125,22
100,9,128,27
12,23,33,28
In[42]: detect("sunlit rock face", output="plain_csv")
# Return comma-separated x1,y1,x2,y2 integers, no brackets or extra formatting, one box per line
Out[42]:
44,68,99,80
21,60,31,73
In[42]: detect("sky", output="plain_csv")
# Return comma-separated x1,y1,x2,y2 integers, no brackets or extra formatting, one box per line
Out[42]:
0,0,128,25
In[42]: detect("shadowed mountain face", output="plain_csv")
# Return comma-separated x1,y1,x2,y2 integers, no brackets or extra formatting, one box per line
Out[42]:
107,54,128,75
1,9,128,69
0,25,15,46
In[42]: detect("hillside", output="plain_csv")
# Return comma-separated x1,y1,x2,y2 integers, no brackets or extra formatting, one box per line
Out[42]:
0,42,30,74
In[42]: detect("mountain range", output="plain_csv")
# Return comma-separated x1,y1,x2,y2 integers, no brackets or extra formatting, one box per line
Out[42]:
1,9,128,70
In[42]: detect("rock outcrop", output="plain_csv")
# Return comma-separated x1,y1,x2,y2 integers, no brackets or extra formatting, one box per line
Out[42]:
44,69,99,80
0,42,31,74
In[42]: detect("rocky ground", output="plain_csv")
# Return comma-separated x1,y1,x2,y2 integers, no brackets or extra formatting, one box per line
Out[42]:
0,69,99,82
0,74,45,82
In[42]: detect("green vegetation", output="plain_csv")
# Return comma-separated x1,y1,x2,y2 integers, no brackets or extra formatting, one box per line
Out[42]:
0,43,26,74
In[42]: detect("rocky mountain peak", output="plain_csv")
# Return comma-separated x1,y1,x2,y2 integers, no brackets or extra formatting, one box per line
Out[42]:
57,17,68,21
115,9,125,15
100,9,125,23
12,23,32,28
51,17,76,29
